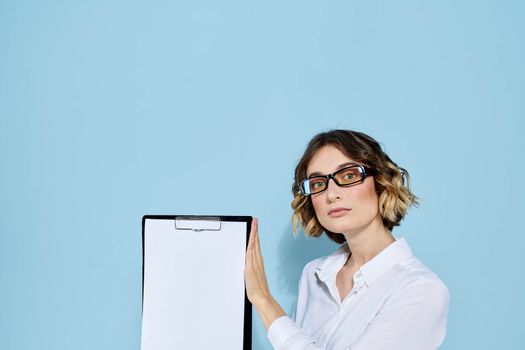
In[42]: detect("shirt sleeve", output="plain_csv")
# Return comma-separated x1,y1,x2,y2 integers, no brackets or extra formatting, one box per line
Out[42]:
267,316,323,350
349,280,450,350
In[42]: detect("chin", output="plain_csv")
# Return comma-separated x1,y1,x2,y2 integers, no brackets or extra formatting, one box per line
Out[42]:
319,218,355,235
319,215,373,235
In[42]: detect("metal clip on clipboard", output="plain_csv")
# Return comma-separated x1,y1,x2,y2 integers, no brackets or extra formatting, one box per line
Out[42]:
174,216,222,232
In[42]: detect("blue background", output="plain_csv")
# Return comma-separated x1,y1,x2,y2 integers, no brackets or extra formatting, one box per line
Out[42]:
1,0,523,349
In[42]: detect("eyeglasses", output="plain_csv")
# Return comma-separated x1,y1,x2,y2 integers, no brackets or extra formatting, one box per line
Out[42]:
299,165,374,196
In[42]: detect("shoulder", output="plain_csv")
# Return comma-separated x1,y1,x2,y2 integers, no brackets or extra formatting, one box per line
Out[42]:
388,257,450,310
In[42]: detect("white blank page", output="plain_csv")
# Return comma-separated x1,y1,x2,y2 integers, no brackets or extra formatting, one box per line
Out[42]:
141,218,248,350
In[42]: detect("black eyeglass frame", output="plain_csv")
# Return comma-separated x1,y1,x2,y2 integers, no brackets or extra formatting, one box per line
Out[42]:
299,165,375,196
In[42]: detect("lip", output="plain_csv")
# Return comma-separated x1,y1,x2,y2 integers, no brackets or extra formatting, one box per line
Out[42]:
328,207,351,217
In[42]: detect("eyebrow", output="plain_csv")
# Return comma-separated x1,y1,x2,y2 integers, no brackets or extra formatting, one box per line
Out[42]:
307,162,360,178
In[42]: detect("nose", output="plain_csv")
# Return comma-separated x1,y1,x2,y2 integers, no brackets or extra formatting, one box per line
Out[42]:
325,178,342,202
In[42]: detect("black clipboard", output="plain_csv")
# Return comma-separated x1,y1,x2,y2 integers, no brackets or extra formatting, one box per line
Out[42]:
141,215,252,350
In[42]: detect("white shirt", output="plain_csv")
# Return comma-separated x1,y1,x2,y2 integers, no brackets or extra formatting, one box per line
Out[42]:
267,238,449,350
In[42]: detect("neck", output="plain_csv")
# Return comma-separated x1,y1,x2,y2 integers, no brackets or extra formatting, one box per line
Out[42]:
342,215,394,268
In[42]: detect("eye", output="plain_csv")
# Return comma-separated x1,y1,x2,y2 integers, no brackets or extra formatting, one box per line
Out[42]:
337,168,361,184
309,178,326,191
311,180,325,189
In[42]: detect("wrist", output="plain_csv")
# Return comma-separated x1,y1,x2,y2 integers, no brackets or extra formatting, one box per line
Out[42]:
252,294,286,331
252,292,274,308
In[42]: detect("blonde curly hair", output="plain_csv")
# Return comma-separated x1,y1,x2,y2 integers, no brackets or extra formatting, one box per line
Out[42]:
291,130,418,244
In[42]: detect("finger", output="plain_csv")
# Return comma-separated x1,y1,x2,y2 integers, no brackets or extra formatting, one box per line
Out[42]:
251,219,260,261
247,231,253,251
247,219,258,265
254,236,262,261
253,220,262,256
252,218,258,237
253,230,264,269
246,225,254,265
245,248,252,273
247,219,256,250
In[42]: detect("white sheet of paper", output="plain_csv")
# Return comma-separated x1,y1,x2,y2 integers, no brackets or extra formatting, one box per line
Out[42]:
141,218,248,350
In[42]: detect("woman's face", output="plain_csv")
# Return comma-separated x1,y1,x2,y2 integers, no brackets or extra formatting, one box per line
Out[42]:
306,145,381,235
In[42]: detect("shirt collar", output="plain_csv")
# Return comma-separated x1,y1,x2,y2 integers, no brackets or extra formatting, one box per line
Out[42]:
315,237,414,286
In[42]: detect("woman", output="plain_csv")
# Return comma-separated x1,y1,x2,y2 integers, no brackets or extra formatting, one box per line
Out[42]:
245,129,449,350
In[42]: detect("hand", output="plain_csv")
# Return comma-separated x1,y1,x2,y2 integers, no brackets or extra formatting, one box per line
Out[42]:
244,218,271,305
244,218,286,330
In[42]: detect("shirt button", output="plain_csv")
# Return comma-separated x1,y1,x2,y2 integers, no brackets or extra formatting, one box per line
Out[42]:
355,272,361,278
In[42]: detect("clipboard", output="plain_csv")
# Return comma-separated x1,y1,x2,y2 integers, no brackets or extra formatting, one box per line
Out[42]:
141,215,252,350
